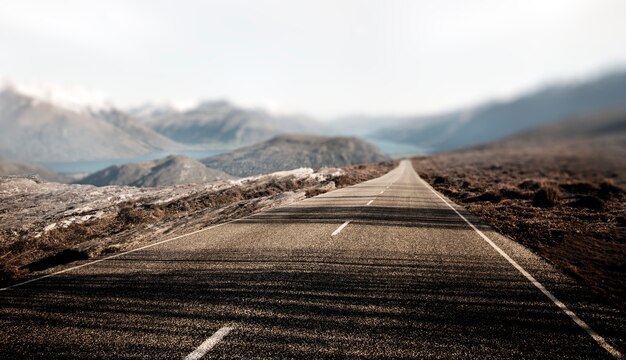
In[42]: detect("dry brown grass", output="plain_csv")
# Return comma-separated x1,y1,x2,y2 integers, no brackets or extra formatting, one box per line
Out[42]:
531,182,561,208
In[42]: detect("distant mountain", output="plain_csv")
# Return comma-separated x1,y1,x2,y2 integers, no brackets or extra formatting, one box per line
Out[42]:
442,109,626,186
0,159,67,183
0,88,180,162
371,71,626,152
77,154,234,187
489,108,626,148
329,115,407,136
202,134,390,177
93,109,180,151
127,103,178,120
136,100,327,145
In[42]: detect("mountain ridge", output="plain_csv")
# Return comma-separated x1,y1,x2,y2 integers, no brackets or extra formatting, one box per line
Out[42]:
369,70,626,152
0,159,68,183
77,154,235,187
0,88,181,162
202,134,390,177
136,100,327,146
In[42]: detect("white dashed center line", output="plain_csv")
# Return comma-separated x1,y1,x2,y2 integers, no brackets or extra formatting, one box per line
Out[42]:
366,200,373,206
331,221,350,236
379,190,385,194
185,326,233,360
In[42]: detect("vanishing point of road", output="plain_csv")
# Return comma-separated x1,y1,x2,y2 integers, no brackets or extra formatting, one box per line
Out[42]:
1,160,624,359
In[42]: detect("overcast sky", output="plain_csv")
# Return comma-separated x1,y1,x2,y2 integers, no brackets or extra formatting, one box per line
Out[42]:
1,0,626,118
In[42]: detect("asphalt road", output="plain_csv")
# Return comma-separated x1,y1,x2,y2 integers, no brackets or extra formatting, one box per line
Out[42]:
0,160,623,359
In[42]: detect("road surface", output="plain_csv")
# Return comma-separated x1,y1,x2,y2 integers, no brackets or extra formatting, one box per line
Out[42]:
0,160,623,359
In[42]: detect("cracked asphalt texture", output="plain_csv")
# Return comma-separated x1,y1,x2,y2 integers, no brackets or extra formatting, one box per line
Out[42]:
0,160,623,359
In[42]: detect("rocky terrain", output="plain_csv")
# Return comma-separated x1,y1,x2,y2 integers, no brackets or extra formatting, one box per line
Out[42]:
135,100,325,145
0,88,179,162
0,160,396,284
202,134,391,177
77,155,235,187
372,70,626,152
0,159,68,183
412,110,626,308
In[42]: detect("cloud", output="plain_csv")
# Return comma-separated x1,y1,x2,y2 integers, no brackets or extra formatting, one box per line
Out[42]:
3,79,113,112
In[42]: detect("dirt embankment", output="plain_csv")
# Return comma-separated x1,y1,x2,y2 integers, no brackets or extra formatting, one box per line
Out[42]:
412,142,625,308
0,161,396,285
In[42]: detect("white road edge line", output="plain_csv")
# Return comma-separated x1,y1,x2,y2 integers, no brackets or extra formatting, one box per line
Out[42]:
366,200,374,206
415,173,622,359
331,221,350,236
185,326,233,360
0,219,238,292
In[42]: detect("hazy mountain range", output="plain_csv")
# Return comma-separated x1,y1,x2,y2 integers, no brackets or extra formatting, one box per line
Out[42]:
473,108,626,176
202,134,390,177
369,71,626,152
0,88,178,162
1,69,625,186
497,108,626,145
132,100,326,145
